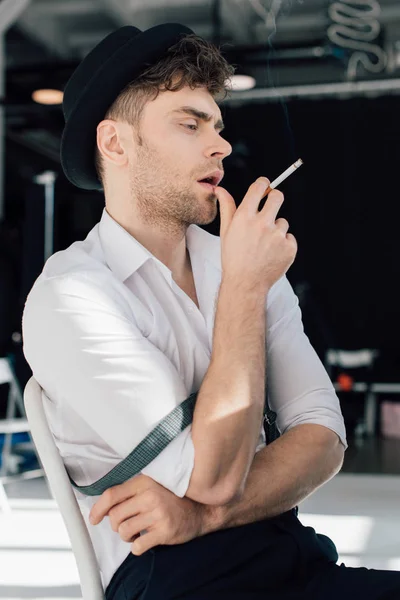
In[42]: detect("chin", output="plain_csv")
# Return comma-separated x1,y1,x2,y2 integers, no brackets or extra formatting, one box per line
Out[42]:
199,188,217,202
202,201,218,224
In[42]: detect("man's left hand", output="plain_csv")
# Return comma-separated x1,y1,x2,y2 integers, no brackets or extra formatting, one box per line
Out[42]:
89,474,205,555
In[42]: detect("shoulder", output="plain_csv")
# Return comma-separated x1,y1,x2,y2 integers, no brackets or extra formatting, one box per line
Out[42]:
23,227,130,322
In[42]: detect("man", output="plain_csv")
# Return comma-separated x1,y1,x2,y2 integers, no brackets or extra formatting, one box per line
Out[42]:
22,23,400,600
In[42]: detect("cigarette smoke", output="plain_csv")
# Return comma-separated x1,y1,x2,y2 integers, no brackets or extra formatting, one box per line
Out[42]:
246,0,304,162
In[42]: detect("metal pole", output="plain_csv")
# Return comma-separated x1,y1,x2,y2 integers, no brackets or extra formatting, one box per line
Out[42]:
223,78,400,104
34,171,57,261
0,0,31,220
0,33,4,222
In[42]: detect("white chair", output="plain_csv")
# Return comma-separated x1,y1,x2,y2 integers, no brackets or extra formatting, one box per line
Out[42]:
23,376,105,600
325,348,378,374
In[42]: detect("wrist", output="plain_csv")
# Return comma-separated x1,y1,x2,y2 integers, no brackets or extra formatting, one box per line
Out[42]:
200,503,227,536
221,276,270,302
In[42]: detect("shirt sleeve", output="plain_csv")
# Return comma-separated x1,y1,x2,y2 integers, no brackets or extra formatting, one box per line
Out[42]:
22,274,195,497
266,276,347,449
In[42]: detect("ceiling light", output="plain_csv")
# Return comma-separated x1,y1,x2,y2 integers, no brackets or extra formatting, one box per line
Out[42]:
227,75,256,91
32,89,64,105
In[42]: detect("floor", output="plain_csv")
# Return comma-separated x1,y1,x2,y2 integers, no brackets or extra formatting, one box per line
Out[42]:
1,437,400,599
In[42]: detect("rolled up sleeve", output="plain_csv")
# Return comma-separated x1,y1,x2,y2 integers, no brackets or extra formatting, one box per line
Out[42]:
266,276,347,449
22,274,195,497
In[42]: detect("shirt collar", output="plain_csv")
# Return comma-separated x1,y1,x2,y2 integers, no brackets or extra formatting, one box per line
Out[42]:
98,208,221,283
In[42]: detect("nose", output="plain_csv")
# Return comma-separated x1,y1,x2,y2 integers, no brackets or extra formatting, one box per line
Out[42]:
204,133,232,161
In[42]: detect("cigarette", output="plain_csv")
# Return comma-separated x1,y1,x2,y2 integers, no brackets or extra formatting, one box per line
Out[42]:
262,158,303,199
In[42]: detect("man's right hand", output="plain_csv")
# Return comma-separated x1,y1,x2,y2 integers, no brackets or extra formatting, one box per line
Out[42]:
215,178,297,294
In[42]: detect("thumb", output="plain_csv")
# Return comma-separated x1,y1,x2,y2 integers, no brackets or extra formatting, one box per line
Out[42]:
215,186,237,239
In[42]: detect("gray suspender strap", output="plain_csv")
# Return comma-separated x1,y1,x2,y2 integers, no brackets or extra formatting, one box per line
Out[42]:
264,383,279,444
264,405,279,443
69,391,279,497
68,391,198,496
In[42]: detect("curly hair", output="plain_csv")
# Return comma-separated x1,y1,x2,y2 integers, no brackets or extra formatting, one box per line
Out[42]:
95,33,235,186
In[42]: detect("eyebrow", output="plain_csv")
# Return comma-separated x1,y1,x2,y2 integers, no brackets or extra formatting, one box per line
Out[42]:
169,106,225,132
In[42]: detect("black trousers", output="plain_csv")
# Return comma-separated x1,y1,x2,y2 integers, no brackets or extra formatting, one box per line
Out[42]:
105,510,400,600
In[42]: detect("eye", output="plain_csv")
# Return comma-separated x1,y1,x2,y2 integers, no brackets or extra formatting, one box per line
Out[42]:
183,123,198,131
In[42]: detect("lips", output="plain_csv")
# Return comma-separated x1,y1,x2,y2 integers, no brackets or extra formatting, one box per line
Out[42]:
197,170,224,186
198,181,217,192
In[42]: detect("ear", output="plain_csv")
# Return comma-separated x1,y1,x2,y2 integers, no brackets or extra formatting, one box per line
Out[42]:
96,119,128,168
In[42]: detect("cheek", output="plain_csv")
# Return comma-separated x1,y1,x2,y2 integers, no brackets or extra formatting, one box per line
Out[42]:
147,129,199,179
161,147,192,178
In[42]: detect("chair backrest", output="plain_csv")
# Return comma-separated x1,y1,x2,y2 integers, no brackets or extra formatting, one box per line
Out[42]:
325,348,379,380
325,348,378,369
23,376,105,600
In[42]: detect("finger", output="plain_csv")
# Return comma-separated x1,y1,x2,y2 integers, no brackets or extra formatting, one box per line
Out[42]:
286,232,298,253
131,528,161,556
259,189,285,224
90,480,140,525
240,177,270,217
275,218,289,234
118,513,155,543
260,185,272,201
108,496,142,532
214,186,237,239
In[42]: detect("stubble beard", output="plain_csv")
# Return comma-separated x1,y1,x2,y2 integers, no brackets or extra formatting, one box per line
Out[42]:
129,141,218,233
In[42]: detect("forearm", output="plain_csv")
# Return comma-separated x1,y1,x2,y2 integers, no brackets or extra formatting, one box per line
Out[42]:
186,278,267,505
201,423,345,534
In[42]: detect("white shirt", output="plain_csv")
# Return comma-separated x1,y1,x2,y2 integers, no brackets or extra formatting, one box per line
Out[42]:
22,208,347,590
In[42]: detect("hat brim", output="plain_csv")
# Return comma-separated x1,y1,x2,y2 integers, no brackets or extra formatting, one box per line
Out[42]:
60,23,193,190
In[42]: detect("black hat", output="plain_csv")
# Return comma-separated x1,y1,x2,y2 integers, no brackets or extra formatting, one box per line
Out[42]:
60,23,194,190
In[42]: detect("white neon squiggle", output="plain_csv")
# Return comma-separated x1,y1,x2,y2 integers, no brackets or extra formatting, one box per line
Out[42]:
327,0,387,79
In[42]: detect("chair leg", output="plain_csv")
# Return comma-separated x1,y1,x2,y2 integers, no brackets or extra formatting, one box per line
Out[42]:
10,374,26,418
1,371,31,478
0,385,17,478
0,479,11,513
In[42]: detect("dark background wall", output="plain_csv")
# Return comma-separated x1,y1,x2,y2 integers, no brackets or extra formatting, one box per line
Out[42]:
221,96,399,374
2,94,400,397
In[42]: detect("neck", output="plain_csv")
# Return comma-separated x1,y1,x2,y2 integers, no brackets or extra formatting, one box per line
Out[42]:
105,206,190,280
